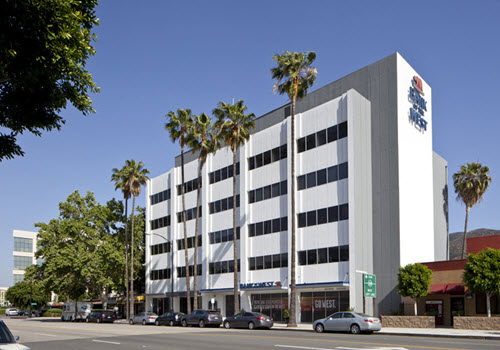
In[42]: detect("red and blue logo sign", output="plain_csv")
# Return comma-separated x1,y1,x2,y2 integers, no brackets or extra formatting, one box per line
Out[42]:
412,76,424,95
409,76,428,131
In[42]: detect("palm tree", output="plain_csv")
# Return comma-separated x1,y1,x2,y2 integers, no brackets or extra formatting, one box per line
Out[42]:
111,165,132,319
165,108,194,314
453,162,491,259
213,100,255,315
123,159,150,318
188,113,219,310
271,51,317,327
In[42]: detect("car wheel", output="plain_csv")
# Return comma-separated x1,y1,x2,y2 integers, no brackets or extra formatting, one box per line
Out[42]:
142,320,146,325
155,320,160,326
182,319,187,327
248,322,255,330
129,319,134,325
169,320,174,327
315,323,325,333
350,324,361,334
199,319,205,328
224,321,231,329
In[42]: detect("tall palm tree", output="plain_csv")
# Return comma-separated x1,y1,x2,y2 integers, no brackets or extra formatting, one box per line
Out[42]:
271,51,317,327
188,113,219,310
111,165,132,319
213,100,255,315
123,159,150,318
165,108,194,314
453,162,491,259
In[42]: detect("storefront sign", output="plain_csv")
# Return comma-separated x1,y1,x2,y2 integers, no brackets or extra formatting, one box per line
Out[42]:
240,281,281,289
409,76,428,131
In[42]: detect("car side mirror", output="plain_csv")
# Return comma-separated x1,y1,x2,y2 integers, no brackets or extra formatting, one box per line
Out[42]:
15,336,20,341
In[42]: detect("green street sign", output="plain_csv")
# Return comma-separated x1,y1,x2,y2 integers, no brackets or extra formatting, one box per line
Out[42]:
31,303,37,306
364,274,376,298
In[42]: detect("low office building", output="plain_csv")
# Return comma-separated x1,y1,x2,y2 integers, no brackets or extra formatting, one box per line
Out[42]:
0,287,8,307
145,53,448,321
12,230,38,285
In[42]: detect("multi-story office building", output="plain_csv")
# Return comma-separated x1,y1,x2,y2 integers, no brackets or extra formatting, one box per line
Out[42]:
12,230,38,285
145,53,448,322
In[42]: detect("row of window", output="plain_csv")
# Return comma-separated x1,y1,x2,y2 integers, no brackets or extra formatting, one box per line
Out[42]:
209,195,240,214
248,216,288,237
209,259,241,275
177,264,202,278
298,204,349,228
298,245,349,266
248,180,287,204
209,162,240,184
249,253,288,270
209,227,241,244
298,162,348,191
14,237,33,253
150,242,171,256
150,189,171,205
150,268,171,280
176,206,202,223
248,144,287,170
297,121,348,153
177,177,201,196
13,256,33,270
151,215,171,230
177,236,202,250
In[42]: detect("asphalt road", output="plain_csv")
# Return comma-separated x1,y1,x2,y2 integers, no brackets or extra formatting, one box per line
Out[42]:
3,317,500,350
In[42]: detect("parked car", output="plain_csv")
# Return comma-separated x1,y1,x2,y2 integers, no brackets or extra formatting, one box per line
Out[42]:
129,312,158,325
4,309,18,317
313,312,382,334
223,312,273,329
0,320,30,349
155,312,185,326
181,310,222,328
86,310,116,323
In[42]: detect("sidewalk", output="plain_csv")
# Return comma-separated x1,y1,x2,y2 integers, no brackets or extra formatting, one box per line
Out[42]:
272,322,500,340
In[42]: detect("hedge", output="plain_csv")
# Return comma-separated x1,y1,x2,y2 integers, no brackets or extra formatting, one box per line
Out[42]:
45,309,63,317
0,309,6,315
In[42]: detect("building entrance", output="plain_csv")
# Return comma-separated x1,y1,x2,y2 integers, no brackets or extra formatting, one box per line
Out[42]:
300,291,349,323
251,293,288,322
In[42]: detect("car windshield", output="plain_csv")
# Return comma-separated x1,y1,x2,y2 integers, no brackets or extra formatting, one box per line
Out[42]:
0,321,15,344
354,313,373,318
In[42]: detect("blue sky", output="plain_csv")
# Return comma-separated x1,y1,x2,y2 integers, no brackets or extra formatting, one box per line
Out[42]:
1,0,499,286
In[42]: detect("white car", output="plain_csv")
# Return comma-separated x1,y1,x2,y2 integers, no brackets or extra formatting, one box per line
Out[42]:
4,309,18,317
0,320,30,349
129,312,158,325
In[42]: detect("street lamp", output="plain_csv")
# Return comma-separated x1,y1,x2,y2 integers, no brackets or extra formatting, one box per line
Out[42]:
145,232,173,313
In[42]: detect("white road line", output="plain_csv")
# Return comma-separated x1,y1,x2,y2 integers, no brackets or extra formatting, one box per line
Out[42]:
92,339,121,345
34,333,57,337
275,345,334,350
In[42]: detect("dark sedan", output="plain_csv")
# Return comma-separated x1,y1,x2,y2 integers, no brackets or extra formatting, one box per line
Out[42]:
223,312,273,329
155,312,185,326
181,310,222,327
86,310,116,323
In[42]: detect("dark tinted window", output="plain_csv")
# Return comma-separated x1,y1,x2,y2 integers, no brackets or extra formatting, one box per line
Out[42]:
299,251,307,266
297,138,306,153
328,206,339,222
318,248,328,264
307,250,317,265
328,247,339,262
306,134,316,150
317,129,327,146
340,245,349,261
307,210,316,226
338,122,348,138
328,165,338,182
317,208,328,225
298,175,306,190
339,162,348,179
339,204,349,220
298,213,307,228
327,125,337,142
317,169,327,186
306,172,316,188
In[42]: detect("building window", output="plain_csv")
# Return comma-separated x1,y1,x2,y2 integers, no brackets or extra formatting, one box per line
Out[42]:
177,236,202,250
209,163,240,185
151,215,171,230
150,268,171,280
209,195,240,214
297,162,348,192
13,256,33,270
248,216,288,237
300,291,349,323
177,206,202,222
150,242,171,256
177,177,202,196
14,237,33,253
297,121,348,154
298,204,348,228
248,180,287,204
209,227,240,244
248,144,287,171
13,274,24,284
251,293,288,322
248,253,288,270
177,264,202,278
209,259,240,275
150,189,171,205
298,245,349,266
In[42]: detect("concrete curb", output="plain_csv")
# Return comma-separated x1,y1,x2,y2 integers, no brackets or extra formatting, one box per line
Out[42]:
376,331,500,341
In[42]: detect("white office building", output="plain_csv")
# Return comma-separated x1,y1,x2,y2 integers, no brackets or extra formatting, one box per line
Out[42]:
145,53,448,322
12,229,38,285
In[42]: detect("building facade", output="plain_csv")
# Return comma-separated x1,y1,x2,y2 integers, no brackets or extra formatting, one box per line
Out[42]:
0,287,8,307
12,230,38,285
145,53,448,321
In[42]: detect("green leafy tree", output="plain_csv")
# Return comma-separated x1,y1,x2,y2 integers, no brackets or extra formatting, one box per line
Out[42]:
453,163,492,258
271,51,317,327
463,248,500,317
6,280,50,310
397,263,432,316
0,0,100,161
166,108,194,313
119,160,149,318
188,113,218,309
213,100,255,315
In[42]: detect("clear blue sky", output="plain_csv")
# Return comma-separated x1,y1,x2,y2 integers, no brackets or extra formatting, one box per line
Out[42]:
1,0,499,286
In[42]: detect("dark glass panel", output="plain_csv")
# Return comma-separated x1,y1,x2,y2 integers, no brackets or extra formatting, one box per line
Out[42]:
317,208,328,225
339,162,348,179
328,206,339,222
298,251,307,266
306,134,316,150
317,169,327,186
327,125,337,142
306,172,316,188
298,213,307,228
328,246,339,262
318,248,328,264
307,210,317,227
338,121,348,138
297,138,306,153
317,129,327,146
298,175,306,191
339,204,349,220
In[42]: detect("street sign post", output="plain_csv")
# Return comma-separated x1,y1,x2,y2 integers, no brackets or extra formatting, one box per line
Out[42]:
364,274,376,298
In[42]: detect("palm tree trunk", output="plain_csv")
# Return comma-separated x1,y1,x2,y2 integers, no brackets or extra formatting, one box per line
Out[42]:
232,149,239,315
181,147,191,314
461,207,470,259
289,95,297,327
193,161,202,310
130,195,136,318
124,198,130,319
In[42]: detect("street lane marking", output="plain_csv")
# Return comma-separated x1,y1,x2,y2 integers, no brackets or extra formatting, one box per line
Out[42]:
34,333,57,337
93,339,121,345
275,346,410,350
275,345,334,350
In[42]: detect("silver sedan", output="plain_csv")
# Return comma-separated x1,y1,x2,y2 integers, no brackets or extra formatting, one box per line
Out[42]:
313,312,381,334
129,312,158,325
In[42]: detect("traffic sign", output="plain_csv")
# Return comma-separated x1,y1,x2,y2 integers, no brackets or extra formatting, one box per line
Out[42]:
31,303,37,306
364,274,376,298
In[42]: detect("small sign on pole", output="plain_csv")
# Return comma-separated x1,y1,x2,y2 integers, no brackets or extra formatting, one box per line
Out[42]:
31,303,37,306
364,274,376,298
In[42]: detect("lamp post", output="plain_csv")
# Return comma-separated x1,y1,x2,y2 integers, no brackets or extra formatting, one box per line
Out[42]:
145,232,173,314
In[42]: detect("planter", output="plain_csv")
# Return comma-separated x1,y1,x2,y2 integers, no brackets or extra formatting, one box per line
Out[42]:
380,315,435,328
453,316,500,330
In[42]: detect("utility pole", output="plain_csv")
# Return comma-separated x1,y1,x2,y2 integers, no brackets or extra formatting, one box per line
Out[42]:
29,278,33,318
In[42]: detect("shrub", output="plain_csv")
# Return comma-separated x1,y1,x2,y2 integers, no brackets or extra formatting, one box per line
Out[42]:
0,309,6,315
45,309,63,317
